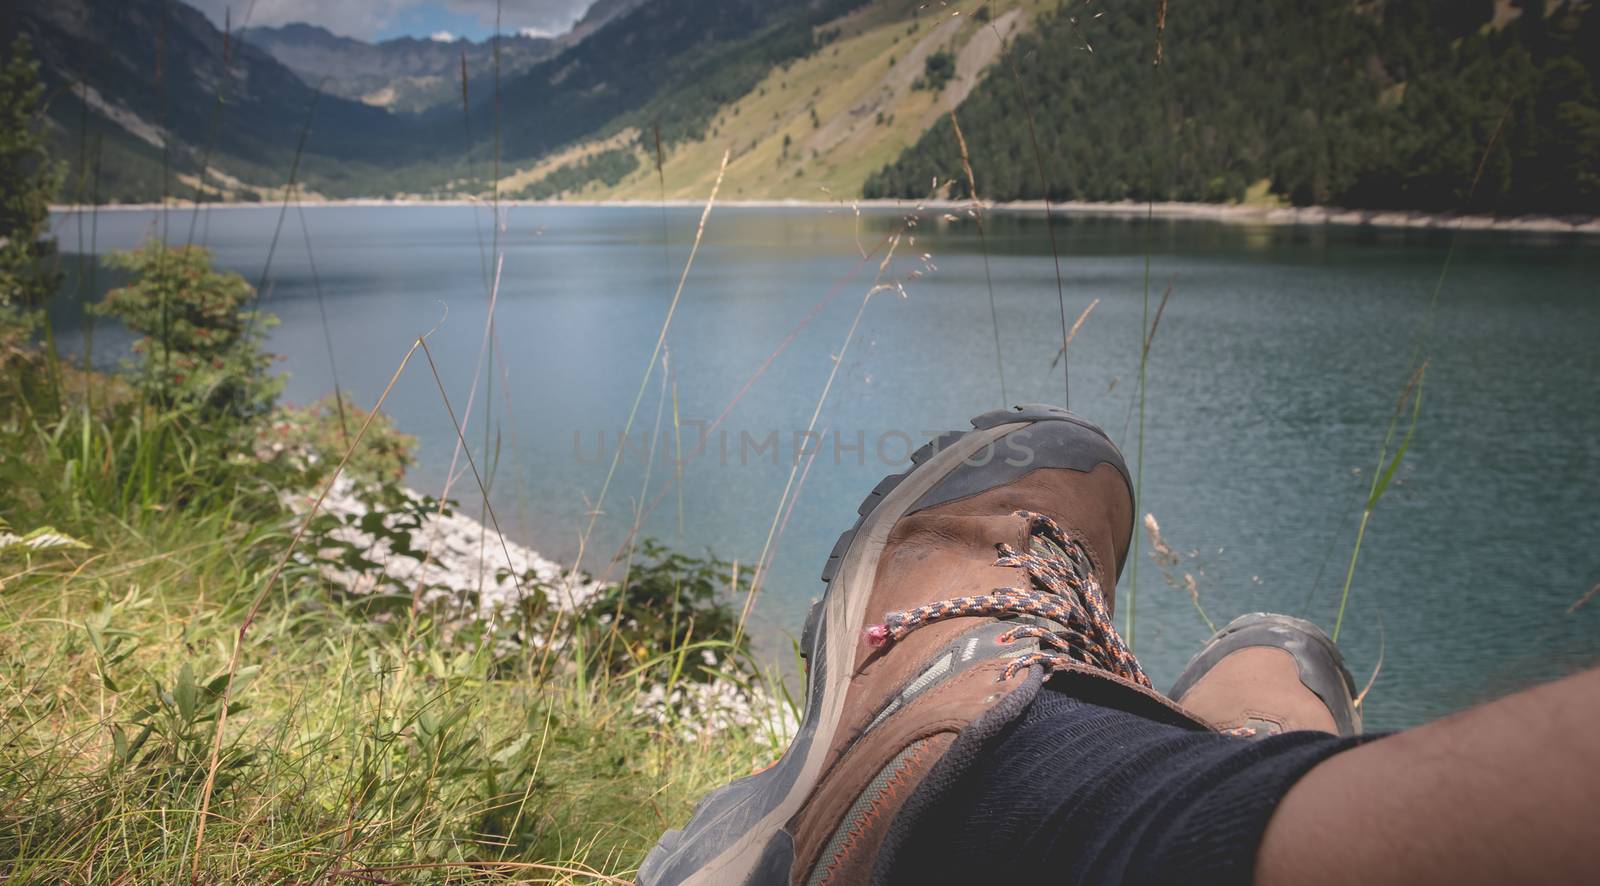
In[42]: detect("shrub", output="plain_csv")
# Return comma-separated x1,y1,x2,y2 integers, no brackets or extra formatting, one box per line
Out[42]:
914,51,956,92
258,395,418,486
96,241,282,422
587,539,749,682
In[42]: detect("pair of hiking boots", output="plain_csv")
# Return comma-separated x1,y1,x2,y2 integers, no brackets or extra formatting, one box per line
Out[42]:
640,405,1360,885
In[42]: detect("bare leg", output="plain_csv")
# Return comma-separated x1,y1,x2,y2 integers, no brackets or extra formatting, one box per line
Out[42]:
1258,666,1600,885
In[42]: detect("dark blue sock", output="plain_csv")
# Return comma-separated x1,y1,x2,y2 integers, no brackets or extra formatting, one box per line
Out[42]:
884,687,1373,886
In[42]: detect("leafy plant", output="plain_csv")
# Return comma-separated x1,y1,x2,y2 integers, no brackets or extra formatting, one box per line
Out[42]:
588,539,747,682
96,241,282,422
258,394,418,485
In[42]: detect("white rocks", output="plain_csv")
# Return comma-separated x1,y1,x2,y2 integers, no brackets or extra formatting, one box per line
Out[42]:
285,474,605,621
285,474,796,741
635,675,799,745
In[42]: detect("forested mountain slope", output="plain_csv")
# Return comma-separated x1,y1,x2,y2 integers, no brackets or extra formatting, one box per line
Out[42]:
863,0,1600,213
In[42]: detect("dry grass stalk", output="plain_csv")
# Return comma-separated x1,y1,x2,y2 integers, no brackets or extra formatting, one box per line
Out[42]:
1569,583,1600,614
1050,298,1101,369
1143,513,1179,566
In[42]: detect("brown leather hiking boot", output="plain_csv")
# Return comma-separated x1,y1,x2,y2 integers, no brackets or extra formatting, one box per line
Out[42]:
639,405,1203,886
1169,613,1363,738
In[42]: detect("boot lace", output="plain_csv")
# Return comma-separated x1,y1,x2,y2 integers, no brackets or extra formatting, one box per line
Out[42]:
863,510,1150,688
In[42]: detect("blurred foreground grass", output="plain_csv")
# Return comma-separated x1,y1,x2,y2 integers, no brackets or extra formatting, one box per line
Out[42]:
0,244,785,884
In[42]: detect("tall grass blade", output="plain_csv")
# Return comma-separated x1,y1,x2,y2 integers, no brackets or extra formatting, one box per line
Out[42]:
569,151,729,591
294,198,349,446
239,83,323,351
192,329,430,878
1049,297,1100,369
738,237,906,643
1332,361,1427,642
994,21,1071,405
949,108,1006,405
599,227,905,573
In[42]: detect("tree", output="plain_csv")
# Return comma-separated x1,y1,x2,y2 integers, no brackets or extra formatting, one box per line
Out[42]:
0,34,64,348
97,242,282,421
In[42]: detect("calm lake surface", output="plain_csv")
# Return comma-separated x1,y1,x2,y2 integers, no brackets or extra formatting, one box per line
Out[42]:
47,204,1600,730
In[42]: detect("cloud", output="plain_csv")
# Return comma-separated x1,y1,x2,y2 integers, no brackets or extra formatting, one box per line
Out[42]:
429,30,457,41
186,1,596,41
517,26,558,39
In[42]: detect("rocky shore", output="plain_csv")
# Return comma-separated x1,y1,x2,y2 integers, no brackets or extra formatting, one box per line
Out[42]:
285,476,796,739
286,474,605,620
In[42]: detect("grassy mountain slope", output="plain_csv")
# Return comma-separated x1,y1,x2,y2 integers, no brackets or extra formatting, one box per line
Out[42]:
504,0,1056,201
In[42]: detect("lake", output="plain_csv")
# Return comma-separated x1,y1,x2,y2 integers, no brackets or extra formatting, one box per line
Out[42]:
46,203,1600,730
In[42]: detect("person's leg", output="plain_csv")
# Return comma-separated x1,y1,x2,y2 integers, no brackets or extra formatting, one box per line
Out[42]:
878,612,1373,886
880,687,1365,886
642,404,1600,885
1258,664,1600,886
640,405,1190,885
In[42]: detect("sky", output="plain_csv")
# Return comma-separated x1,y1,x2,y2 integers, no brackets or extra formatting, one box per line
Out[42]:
187,0,597,42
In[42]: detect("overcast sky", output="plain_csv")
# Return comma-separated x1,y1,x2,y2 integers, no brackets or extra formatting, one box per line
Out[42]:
187,0,597,42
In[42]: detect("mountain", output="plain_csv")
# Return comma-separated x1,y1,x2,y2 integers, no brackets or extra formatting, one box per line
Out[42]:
242,24,559,114
863,0,1600,214
6,0,437,201
524,0,1053,202
563,0,656,44
9,0,872,201
13,0,1594,211
240,0,660,117
468,0,863,162
484,0,1598,213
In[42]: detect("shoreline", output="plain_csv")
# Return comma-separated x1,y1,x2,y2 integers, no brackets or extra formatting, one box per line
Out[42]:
50,197,1600,235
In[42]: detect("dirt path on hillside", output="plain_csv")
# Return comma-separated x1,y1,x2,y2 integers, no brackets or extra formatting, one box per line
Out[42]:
928,9,1024,127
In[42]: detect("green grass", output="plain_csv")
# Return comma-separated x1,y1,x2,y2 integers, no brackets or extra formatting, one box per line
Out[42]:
0,357,786,884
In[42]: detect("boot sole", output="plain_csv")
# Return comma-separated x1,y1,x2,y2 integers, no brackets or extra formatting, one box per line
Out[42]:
637,405,1128,885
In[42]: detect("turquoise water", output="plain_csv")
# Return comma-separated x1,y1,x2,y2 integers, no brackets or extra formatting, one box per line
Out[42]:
48,204,1600,730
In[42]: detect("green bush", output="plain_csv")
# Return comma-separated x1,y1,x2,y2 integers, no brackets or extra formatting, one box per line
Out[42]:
96,241,281,422
260,394,418,485
913,51,956,93
587,539,749,681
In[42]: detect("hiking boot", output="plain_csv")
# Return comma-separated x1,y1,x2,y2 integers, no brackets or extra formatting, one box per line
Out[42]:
639,405,1203,886
1169,612,1362,738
